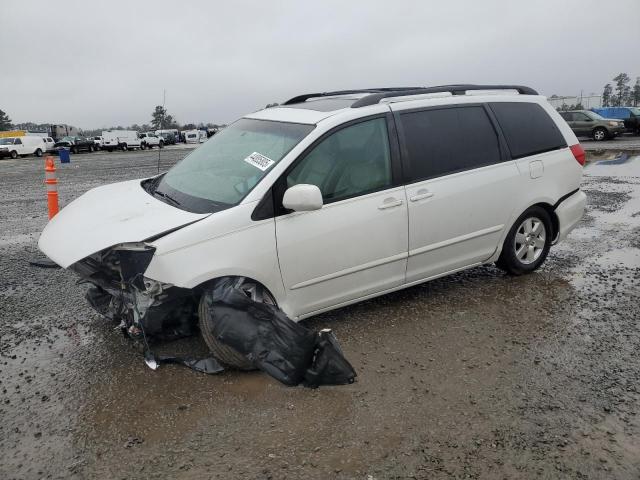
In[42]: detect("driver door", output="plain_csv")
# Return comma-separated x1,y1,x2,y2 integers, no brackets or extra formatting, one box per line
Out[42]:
274,116,408,317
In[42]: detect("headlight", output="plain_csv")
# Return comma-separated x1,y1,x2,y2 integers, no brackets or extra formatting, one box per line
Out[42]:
608,121,619,127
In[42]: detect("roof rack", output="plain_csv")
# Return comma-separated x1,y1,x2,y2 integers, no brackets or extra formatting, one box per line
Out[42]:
282,84,538,108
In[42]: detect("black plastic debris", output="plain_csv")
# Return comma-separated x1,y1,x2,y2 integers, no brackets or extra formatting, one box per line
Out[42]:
28,256,60,268
144,351,224,375
203,278,356,387
304,329,357,388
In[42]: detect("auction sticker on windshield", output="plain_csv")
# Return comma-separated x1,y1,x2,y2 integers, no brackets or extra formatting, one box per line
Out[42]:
244,152,275,171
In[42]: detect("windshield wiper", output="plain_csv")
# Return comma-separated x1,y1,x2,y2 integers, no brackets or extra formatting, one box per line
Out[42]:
153,189,181,207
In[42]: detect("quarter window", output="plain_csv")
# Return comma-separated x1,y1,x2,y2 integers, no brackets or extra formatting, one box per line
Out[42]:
286,118,392,203
490,102,566,159
399,106,501,182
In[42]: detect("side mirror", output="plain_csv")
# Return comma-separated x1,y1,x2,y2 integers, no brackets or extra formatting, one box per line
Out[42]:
282,184,323,212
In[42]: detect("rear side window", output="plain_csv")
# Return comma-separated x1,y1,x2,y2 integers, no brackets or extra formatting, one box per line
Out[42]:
490,102,566,159
399,106,501,182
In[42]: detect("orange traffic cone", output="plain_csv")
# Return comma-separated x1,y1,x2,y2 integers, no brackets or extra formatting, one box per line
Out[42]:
44,156,59,219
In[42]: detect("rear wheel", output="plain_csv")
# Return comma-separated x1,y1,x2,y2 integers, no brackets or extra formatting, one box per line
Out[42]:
592,127,608,141
35,148,43,157
198,278,277,370
159,141,164,149
496,206,552,275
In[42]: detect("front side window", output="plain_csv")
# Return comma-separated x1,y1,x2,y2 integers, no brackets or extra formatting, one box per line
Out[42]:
14,138,22,145
400,106,502,182
286,118,392,203
156,118,314,212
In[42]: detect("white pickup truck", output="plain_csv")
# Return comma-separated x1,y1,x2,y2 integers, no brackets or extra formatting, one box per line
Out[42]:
139,132,164,149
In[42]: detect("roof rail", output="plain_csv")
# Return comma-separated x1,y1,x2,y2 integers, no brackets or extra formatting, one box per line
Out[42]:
283,84,538,108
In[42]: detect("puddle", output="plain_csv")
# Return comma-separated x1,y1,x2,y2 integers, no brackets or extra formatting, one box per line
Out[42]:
585,152,640,178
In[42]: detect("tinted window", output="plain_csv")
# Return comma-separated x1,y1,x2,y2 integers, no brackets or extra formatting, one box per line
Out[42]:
559,112,572,121
573,112,590,121
286,118,392,203
399,106,501,182
490,102,566,159
14,138,22,145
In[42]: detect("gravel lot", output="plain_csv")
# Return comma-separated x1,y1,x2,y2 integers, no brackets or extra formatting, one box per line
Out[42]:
1,144,639,479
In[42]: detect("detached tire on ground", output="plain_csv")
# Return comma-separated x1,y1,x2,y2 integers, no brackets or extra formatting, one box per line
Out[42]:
198,279,277,370
496,206,553,275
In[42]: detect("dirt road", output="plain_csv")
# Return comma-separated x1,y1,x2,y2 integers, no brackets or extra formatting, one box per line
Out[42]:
1,148,639,479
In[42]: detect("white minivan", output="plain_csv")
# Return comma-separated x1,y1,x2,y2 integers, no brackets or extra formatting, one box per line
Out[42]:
39,85,587,367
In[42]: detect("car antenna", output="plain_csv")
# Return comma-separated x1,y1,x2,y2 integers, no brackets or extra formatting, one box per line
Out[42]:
157,89,165,174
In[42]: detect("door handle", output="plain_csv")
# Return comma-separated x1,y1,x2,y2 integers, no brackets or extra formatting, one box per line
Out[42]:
378,198,403,210
409,190,434,202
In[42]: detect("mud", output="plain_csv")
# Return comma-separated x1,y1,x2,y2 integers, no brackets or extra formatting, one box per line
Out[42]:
1,149,639,479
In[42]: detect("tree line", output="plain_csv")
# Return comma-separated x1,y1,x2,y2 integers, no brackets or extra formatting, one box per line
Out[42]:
602,73,640,107
0,105,226,137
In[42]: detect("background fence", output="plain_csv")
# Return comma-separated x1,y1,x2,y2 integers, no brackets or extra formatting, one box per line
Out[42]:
547,95,603,110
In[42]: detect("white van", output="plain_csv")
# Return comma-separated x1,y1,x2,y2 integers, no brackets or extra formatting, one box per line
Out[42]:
39,84,586,368
102,130,142,151
183,129,207,144
0,136,49,158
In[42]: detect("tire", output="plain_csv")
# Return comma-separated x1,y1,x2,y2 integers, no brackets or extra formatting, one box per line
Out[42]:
198,278,277,370
140,143,146,150
70,147,76,154
592,127,608,141
10,150,18,159
121,144,128,151
159,141,164,149
88,145,94,153
496,206,552,275
35,148,43,157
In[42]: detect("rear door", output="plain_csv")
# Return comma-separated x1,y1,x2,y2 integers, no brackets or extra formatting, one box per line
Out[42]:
571,112,592,136
392,104,519,282
274,115,408,316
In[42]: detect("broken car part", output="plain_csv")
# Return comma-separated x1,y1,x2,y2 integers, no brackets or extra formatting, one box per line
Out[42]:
202,278,356,387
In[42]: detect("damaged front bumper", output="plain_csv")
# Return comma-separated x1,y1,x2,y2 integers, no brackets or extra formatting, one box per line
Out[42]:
72,243,198,341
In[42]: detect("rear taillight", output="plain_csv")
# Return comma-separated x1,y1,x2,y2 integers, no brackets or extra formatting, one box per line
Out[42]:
570,144,585,166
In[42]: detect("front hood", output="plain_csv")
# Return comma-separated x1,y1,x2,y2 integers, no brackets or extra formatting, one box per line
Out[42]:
38,179,209,268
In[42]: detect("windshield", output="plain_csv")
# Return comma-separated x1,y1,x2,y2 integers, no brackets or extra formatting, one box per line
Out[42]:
154,118,314,213
60,136,74,142
0,138,15,145
629,108,640,116
585,111,603,120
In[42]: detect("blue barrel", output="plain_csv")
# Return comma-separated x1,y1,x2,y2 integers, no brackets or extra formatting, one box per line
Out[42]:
59,148,70,163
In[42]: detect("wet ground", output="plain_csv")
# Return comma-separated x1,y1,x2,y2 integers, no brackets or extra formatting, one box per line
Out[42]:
1,146,639,479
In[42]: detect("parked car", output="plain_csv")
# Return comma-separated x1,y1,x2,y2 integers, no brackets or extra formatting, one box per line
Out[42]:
139,132,164,149
102,130,142,151
558,110,625,141
591,107,640,134
39,84,586,368
54,136,96,153
157,132,176,145
0,136,49,158
44,137,56,153
92,136,104,149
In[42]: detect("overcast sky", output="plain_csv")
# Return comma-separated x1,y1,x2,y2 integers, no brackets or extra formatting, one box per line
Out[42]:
1,0,639,129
